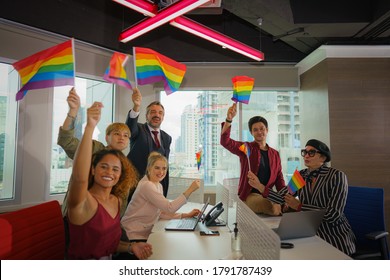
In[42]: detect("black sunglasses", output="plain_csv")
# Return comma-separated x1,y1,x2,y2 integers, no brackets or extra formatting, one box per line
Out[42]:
301,149,322,157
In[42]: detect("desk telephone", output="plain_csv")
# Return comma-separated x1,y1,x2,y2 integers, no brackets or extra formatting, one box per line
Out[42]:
203,201,225,226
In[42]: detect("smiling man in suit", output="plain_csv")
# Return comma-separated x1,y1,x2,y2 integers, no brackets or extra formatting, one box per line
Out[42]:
125,88,172,202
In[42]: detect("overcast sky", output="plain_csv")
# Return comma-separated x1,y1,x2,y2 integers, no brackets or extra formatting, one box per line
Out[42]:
160,91,200,148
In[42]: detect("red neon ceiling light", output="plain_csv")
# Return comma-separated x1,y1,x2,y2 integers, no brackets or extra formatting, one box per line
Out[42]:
114,0,264,61
119,0,210,43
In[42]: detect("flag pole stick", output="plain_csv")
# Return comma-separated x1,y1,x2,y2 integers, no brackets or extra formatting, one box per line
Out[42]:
71,38,76,85
133,47,138,89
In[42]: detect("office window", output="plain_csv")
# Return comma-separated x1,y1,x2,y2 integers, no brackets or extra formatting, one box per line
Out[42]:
0,63,18,201
50,78,114,194
161,90,301,191
242,91,301,179
161,90,239,190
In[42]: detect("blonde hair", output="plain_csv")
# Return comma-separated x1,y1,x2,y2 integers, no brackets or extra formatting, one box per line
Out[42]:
105,123,130,136
145,151,168,178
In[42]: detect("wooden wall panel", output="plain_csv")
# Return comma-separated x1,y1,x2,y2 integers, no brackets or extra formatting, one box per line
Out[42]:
301,57,390,248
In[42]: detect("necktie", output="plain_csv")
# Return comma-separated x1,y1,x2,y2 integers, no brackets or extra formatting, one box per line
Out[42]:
152,130,160,148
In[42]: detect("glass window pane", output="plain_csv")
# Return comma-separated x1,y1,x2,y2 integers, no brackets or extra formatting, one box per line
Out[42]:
241,91,301,181
160,91,240,191
0,63,18,201
161,90,302,191
50,78,114,195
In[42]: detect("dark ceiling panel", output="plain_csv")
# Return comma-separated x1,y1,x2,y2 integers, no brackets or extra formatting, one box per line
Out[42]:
290,0,372,23
2,0,387,63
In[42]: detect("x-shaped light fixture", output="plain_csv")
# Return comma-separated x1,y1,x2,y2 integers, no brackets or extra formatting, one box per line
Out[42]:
113,0,264,61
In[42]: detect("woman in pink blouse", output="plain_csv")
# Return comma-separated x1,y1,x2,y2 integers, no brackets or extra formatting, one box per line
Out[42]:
121,152,200,242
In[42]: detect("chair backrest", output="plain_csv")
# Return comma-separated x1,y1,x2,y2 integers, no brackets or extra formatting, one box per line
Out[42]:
0,200,65,260
344,186,388,256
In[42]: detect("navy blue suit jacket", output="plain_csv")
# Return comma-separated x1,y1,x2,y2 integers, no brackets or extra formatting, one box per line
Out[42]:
126,111,172,199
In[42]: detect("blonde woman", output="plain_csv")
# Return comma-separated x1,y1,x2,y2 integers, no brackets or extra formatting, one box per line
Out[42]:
121,152,200,248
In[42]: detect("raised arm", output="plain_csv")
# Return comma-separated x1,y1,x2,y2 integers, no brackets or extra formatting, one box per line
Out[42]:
147,180,200,214
125,88,142,138
57,87,82,159
62,87,80,130
160,180,201,219
132,87,142,113
67,102,103,212
182,179,200,200
221,103,237,135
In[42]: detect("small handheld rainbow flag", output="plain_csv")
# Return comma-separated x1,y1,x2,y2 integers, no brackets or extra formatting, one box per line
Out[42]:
134,47,186,95
231,76,254,104
103,52,133,89
287,169,306,194
239,143,251,170
13,39,75,101
196,151,202,170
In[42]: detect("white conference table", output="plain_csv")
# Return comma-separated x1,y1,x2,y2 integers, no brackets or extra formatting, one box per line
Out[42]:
147,203,351,260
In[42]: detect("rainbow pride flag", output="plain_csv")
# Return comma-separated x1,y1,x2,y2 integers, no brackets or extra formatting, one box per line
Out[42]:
134,47,186,95
13,39,75,101
239,142,251,170
231,76,254,104
239,143,251,158
103,52,133,89
196,151,202,170
287,169,306,194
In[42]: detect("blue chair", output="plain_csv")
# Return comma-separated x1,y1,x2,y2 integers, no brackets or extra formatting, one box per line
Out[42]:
344,186,389,259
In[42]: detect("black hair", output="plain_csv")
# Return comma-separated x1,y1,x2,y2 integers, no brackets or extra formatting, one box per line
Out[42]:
248,116,268,131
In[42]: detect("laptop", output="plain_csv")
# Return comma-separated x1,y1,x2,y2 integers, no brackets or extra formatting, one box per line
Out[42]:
273,210,326,240
165,199,209,231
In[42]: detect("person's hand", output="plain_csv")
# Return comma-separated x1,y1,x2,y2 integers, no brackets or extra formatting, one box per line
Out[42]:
188,179,200,193
86,102,103,128
284,194,300,210
271,203,282,216
67,87,80,116
282,204,290,213
183,179,200,199
131,242,153,260
185,208,201,218
132,88,142,111
226,103,237,121
247,171,265,193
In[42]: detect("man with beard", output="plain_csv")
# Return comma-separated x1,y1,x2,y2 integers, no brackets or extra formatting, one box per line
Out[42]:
125,88,172,201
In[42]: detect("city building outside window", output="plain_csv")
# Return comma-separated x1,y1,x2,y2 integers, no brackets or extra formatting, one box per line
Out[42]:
160,90,301,192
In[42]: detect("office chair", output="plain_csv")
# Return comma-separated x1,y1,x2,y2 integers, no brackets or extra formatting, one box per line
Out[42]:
0,200,65,259
344,186,389,260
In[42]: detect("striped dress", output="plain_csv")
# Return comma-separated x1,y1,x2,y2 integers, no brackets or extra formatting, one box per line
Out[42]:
264,165,356,256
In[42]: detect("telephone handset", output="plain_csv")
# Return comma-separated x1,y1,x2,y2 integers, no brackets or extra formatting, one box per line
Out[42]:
204,201,224,226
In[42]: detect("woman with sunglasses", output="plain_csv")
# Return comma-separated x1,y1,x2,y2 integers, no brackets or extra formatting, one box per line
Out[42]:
247,139,356,256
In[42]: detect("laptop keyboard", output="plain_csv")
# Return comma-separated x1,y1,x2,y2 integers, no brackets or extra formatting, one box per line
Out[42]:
176,218,196,229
